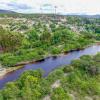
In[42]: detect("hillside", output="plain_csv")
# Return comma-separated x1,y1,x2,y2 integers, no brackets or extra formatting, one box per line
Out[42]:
0,9,16,14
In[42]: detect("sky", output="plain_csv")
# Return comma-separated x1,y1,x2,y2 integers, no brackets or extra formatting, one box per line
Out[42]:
0,0,100,15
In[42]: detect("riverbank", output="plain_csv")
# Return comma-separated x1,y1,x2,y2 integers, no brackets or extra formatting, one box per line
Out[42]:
15,43,94,66
0,44,100,89
0,68,6,78
0,66,23,79
0,53,100,99
0,43,98,79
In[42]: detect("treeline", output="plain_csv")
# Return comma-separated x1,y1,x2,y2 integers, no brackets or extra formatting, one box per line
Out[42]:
0,53,100,100
0,25,94,67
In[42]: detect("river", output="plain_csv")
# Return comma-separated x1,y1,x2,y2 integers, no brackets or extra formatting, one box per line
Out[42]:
0,45,100,89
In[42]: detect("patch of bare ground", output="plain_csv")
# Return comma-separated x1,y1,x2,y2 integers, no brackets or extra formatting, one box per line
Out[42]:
51,80,61,89
84,96,93,100
43,95,51,100
64,72,71,76
68,93,75,100
93,96,100,100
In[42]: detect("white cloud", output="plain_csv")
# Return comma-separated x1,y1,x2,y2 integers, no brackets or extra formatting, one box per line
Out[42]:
0,0,100,14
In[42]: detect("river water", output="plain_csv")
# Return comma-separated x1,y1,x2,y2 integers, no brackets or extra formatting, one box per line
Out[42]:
0,45,100,89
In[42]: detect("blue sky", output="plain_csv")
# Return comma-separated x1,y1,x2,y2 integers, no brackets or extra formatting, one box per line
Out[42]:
0,0,100,14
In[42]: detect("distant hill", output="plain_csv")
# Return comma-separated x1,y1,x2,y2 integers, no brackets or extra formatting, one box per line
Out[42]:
65,14,100,19
0,9,16,14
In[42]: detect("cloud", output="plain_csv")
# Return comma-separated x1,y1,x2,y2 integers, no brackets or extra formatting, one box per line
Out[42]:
6,2,32,10
41,4,54,11
0,0,100,14
42,4,53,7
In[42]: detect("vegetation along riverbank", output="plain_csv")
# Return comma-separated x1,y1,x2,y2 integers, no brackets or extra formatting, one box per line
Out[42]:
0,15,99,68
0,53,100,100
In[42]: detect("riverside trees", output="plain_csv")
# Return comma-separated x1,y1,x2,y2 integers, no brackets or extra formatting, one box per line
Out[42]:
0,53,100,100
0,28,22,52
0,24,94,67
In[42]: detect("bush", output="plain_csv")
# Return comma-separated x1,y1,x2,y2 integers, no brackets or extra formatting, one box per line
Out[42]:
63,65,74,73
51,87,71,100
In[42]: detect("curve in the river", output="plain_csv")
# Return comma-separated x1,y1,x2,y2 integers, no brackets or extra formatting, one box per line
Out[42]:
0,45,100,89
